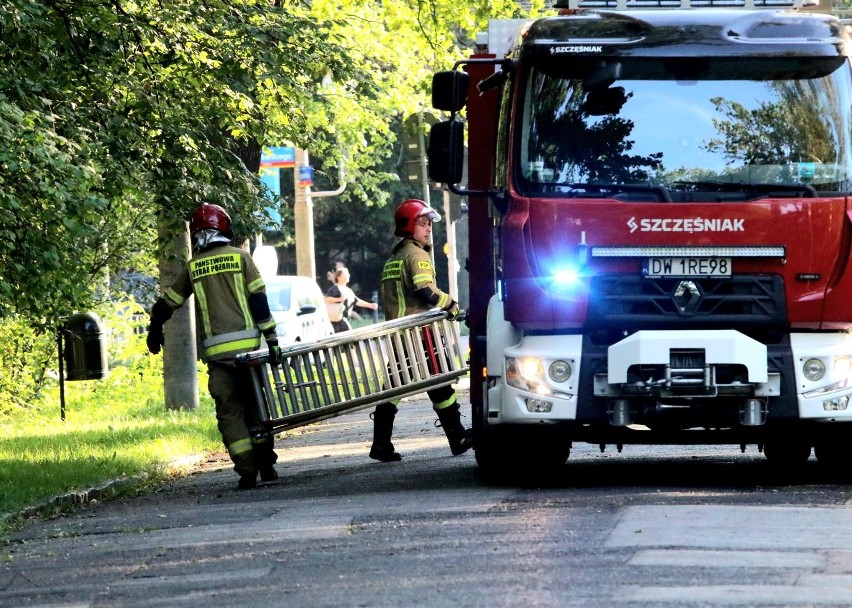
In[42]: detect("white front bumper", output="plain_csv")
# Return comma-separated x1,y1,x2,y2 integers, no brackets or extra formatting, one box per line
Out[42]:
486,329,852,424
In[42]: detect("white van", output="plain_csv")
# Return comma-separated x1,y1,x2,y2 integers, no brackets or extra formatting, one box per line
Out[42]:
264,275,334,346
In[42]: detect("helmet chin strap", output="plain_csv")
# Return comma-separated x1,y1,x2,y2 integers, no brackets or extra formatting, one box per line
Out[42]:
192,228,231,252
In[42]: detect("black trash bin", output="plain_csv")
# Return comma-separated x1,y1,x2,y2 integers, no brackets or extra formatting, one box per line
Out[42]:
63,312,109,381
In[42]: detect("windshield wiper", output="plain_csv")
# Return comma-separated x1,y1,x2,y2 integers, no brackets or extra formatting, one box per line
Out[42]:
565,182,673,202
672,181,817,199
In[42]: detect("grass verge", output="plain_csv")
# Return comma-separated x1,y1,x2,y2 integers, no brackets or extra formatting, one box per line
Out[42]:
0,360,222,538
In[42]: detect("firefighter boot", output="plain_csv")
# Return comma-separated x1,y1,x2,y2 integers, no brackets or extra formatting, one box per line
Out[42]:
237,473,257,490
436,404,473,456
252,433,279,483
369,402,402,462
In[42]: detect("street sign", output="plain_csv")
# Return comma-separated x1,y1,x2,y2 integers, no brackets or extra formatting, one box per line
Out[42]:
298,165,314,187
260,146,295,168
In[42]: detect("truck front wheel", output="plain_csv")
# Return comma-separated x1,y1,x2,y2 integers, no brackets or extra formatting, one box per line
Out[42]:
474,423,572,482
763,438,812,469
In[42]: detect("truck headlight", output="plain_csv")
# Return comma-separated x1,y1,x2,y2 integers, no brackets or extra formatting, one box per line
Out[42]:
549,360,572,383
506,356,548,394
803,358,826,381
834,356,852,377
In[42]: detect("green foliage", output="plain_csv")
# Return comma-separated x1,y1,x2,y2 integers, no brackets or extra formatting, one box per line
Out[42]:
1,0,552,421
0,0,376,325
1,0,551,328
0,312,221,527
707,84,839,167
0,316,55,417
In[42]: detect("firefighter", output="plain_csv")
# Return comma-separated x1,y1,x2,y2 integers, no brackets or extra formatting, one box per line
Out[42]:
146,203,282,490
369,199,472,462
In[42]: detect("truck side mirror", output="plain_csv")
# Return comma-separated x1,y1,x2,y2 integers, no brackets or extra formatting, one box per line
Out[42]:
427,120,464,185
432,71,469,112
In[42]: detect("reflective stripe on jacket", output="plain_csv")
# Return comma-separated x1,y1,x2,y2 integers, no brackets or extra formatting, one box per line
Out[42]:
164,245,276,361
381,238,451,321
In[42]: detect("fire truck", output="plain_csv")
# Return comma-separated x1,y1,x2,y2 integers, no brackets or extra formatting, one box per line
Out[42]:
428,0,852,475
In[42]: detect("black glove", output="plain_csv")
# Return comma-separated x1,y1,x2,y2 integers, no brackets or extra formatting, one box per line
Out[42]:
267,340,283,366
147,323,164,355
443,300,460,321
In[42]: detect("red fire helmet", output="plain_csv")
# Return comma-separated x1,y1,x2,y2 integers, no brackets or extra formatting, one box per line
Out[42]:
394,199,441,237
189,203,233,237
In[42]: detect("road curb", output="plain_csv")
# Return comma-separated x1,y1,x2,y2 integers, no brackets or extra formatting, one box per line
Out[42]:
1,454,207,533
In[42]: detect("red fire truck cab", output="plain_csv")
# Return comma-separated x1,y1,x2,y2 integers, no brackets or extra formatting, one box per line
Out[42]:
429,0,852,475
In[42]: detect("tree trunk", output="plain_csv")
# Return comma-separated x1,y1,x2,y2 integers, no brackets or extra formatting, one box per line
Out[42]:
233,139,261,174
157,213,199,411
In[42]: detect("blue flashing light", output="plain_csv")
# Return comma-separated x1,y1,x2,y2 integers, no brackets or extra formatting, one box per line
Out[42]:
553,268,580,286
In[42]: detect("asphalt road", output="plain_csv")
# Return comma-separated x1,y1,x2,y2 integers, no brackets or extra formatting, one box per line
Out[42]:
3,382,852,607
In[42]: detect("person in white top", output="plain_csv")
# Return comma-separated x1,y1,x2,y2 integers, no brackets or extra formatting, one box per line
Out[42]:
324,267,378,332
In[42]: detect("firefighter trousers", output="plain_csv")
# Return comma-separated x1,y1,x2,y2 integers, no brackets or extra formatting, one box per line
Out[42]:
208,361,278,477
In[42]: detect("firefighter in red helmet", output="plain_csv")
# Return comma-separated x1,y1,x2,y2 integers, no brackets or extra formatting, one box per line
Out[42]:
147,203,282,490
369,199,472,462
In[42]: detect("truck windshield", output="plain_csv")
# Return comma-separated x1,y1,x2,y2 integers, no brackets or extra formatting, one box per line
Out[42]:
517,57,852,200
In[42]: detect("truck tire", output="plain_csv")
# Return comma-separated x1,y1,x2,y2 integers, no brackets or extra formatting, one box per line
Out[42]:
815,440,852,481
763,439,812,469
474,423,571,483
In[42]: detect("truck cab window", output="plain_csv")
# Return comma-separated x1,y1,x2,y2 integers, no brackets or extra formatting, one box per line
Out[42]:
517,58,852,200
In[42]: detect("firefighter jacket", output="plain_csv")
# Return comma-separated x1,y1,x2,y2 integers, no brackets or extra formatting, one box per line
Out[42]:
381,238,452,321
162,244,277,361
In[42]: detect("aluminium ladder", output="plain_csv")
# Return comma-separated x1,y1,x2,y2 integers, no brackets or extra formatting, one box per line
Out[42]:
235,310,469,435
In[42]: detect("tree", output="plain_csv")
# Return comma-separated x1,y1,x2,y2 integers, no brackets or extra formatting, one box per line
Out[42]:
1,0,549,408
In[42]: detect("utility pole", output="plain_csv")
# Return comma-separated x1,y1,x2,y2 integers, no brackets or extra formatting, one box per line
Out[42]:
293,147,347,280
293,147,316,279
417,111,436,264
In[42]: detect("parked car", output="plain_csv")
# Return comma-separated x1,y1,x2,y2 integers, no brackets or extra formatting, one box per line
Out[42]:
264,275,334,346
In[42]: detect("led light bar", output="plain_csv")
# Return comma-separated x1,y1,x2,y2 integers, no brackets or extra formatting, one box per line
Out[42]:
591,246,786,258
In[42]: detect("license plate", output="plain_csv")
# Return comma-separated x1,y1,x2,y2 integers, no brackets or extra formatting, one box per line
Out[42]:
643,257,731,278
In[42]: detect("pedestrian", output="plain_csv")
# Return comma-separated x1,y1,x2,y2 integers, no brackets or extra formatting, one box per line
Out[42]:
146,203,282,490
369,199,472,462
325,259,346,287
324,267,378,333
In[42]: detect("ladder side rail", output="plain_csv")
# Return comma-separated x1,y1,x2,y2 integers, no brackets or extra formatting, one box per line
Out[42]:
248,364,272,424
234,310,451,366
279,310,451,359
258,363,280,423
449,319,466,372
442,318,463,372
444,320,461,372
263,373,467,434
269,363,291,417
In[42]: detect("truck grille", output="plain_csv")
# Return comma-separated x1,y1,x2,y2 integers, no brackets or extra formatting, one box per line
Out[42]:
587,274,786,329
